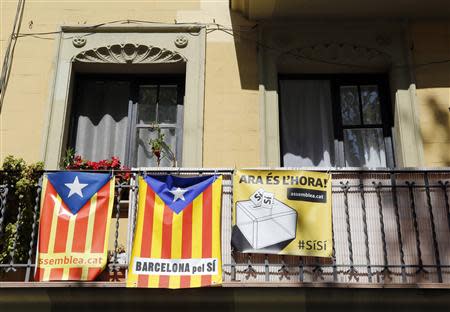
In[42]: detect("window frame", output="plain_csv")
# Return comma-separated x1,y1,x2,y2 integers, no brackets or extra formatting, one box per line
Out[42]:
69,73,185,167
42,27,206,169
278,74,395,168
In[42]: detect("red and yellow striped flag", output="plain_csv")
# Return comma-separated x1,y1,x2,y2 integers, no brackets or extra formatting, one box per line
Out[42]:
127,175,222,289
34,172,114,281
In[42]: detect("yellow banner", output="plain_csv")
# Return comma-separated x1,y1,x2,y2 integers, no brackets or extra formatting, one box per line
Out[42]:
233,170,332,257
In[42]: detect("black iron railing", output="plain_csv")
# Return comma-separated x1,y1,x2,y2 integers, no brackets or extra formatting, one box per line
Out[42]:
0,168,449,286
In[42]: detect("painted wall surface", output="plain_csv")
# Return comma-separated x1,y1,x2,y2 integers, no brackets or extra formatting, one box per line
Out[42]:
412,21,450,167
0,0,260,168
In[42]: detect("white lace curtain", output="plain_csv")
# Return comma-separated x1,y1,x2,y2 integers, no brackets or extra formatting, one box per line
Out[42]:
72,80,130,162
279,80,335,167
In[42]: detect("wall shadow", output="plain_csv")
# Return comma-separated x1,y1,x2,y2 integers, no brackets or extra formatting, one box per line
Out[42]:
420,96,450,166
229,10,259,91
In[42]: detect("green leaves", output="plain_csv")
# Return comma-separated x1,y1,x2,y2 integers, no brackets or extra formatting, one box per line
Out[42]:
0,156,43,265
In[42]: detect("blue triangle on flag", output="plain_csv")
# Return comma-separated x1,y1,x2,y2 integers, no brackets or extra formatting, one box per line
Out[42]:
47,172,112,214
145,175,218,214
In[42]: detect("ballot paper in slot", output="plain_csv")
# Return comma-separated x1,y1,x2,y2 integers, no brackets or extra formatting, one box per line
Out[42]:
236,190,297,250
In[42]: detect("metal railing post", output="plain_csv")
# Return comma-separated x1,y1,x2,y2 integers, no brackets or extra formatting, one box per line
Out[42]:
391,173,406,283
373,181,391,282
406,181,427,278
0,185,9,241
341,181,358,281
25,177,42,281
359,175,372,282
424,173,442,282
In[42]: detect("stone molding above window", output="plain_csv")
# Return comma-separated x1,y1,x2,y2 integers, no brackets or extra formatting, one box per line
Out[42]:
73,43,187,64
279,42,392,71
42,25,206,169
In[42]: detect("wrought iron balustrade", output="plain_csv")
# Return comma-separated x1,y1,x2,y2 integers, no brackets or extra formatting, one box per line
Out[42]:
0,168,449,286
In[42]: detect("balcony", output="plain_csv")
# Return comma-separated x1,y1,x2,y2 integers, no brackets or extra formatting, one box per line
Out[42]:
0,168,449,288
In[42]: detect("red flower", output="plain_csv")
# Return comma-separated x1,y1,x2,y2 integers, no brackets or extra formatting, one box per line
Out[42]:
65,155,130,181
111,156,121,169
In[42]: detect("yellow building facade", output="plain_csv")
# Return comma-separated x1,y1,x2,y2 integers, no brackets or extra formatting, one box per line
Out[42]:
1,2,450,310
0,0,449,168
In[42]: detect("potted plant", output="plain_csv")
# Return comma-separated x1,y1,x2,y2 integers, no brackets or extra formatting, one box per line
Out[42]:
148,124,176,167
149,125,164,166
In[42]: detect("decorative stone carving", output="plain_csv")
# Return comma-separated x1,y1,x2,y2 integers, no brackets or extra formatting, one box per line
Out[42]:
72,36,86,48
73,43,186,64
174,36,188,48
280,42,391,68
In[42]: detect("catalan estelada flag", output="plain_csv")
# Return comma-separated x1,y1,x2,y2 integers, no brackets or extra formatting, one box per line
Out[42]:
127,175,222,289
34,172,114,281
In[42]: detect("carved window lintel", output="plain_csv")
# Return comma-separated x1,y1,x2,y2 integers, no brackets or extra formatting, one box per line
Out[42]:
73,43,186,64
279,43,391,68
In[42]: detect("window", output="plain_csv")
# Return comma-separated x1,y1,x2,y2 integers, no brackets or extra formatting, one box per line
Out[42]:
279,75,394,168
43,29,206,169
69,75,185,167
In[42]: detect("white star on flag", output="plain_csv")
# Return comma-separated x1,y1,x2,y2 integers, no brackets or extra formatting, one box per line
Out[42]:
169,187,188,202
65,176,88,198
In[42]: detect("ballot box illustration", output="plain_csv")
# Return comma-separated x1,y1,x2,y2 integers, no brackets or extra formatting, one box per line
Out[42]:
236,189,297,250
